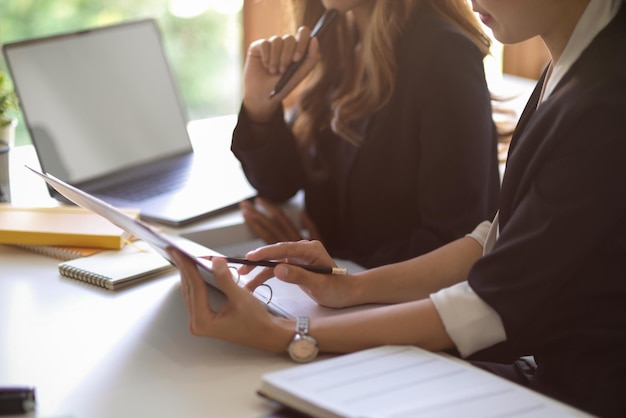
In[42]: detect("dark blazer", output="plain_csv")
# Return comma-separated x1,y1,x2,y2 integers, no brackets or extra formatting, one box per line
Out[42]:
232,6,499,268
468,5,626,417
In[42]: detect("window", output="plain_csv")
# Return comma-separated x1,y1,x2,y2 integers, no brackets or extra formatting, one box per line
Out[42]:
0,0,243,146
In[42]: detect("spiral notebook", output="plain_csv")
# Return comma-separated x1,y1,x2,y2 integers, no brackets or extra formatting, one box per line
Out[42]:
58,241,175,290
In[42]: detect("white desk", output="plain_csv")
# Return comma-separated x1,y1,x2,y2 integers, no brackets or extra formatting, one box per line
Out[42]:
0,116,297,418
0,248,591,418
0,248,295,418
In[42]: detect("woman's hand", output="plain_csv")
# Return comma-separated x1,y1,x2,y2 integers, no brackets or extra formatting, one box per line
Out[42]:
168,248,292,352
241,240,356,309
242,26,321,123
240,197,322,244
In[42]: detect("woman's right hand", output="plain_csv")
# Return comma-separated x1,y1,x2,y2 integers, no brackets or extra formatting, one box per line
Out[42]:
241,240,357,309
242,26,321,123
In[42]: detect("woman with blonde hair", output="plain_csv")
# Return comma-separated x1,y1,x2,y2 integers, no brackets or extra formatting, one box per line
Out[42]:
232,0,500,268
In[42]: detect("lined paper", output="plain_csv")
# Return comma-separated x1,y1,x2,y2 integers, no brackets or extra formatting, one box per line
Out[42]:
260,346,591,418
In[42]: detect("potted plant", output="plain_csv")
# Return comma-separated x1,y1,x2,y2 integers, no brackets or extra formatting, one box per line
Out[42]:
0,70,19,148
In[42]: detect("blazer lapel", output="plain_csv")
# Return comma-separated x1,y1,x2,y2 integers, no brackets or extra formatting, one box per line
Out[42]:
498,72,546,228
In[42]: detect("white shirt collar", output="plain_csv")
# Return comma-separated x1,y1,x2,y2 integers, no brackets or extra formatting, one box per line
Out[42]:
541,0,622,102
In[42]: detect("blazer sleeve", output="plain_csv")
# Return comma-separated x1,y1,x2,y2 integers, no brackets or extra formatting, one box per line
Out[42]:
468,98,626,359
231,105,305,202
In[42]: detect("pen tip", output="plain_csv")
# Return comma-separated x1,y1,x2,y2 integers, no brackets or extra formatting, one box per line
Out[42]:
268,91,276,99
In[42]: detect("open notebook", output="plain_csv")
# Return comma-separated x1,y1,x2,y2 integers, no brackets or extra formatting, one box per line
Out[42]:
3,19,254,226
259,345,591,418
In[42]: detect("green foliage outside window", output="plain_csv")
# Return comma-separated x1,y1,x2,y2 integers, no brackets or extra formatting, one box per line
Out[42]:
0,71,19,127
0,0,243,146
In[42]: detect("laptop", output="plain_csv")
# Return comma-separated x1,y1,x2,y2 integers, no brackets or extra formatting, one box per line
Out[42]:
2,19,255,226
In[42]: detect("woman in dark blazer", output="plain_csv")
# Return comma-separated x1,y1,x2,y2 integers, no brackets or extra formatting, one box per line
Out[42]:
171,0,626,416
231,0,499,268
464,0,626,413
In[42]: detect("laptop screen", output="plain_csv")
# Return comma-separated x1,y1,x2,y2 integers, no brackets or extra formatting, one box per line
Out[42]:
3,19,192,184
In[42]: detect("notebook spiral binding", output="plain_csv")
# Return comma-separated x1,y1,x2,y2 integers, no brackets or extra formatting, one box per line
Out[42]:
59,264,111,288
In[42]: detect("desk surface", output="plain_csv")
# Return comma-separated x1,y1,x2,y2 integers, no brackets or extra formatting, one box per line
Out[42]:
0,249,589,418
0,246,295,418
0,115,295,418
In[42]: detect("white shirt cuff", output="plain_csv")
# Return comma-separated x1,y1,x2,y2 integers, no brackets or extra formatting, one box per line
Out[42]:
430,281,506,358
465,220,492,249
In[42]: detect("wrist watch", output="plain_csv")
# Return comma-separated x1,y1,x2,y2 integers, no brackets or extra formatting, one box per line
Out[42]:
287,316,319,363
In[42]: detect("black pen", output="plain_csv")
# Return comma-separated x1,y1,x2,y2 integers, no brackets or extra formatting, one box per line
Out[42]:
200,255,348,275
269,8,339,98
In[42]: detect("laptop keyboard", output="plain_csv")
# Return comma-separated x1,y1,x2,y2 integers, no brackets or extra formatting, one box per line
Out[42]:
100,164,191,201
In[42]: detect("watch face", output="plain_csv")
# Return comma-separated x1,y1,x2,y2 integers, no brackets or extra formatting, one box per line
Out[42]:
289,335,319,363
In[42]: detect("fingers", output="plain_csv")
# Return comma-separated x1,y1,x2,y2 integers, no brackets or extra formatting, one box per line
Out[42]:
169,248,289,351
255,198,302,240
242,266,276,291
246,261,344,308
243,25,320,110
171,250,259,336
293,26,311,61
265,35,294,75
169,249,206,297
242,258,318,297
303,36,321,65
250,38,271,69
241,199,282,243
168,248,215,335
250,26,311,75
246,239,334,267
276,36,320,97
240,198,302,243
210,257,242,296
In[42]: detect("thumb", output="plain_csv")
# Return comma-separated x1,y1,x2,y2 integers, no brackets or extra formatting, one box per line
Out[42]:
211,257,241,296
301,37,321,71
274,263,316,287
280,37,321,97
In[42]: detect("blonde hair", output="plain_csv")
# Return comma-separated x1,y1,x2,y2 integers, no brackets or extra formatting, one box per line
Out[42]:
287,0,490,148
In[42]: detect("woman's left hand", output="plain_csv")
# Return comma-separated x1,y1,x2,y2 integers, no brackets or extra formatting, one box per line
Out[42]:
240,197,322,244
168,248,291,352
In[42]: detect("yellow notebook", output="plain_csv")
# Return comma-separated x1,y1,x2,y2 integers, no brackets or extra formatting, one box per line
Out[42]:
0,205,139,249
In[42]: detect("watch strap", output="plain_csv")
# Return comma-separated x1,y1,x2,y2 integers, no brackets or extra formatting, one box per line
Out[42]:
296,316,310,335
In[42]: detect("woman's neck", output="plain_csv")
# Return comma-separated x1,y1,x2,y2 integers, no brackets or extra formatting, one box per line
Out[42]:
541,0,590,63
